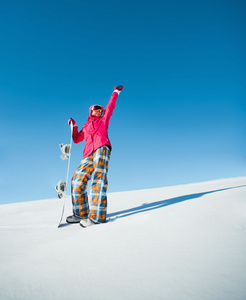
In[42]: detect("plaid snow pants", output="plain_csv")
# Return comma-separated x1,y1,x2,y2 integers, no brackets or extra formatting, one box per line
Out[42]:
71,145,111,223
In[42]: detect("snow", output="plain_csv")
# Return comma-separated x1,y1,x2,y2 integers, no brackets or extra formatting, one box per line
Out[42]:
0,177,246,300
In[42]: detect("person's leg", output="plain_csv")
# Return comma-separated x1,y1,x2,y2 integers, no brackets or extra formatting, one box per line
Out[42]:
71,154,94,219
89,146,111,223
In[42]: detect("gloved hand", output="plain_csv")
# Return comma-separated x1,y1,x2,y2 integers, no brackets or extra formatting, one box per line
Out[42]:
68,118,76,126
115,85,123,91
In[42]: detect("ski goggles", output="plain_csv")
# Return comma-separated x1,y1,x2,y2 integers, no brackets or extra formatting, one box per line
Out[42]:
92,105,103,112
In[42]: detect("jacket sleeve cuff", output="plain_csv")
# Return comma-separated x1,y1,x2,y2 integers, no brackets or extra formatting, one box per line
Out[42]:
113,89,121,95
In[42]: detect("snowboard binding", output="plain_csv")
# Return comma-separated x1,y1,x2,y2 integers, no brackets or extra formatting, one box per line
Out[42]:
55,180,66,199
59,144,71,160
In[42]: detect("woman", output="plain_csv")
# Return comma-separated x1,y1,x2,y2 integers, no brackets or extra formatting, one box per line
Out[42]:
66,85,123,227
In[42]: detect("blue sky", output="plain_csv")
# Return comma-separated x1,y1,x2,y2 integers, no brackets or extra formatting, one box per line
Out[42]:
0,0,245,204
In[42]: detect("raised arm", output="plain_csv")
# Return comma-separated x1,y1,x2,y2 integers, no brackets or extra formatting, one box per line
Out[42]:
103,85,123,122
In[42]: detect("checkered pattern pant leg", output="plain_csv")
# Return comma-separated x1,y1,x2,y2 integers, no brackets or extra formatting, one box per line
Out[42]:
71,146,111,222
90,146,111,223
71,156,93,218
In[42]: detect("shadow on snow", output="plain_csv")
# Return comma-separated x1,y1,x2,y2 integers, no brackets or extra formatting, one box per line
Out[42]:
107,185,246,220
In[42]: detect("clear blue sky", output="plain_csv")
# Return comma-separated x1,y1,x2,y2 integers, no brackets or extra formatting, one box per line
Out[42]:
0,0,245,204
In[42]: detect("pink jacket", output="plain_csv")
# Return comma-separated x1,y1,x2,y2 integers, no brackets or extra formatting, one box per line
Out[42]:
72,90,119,159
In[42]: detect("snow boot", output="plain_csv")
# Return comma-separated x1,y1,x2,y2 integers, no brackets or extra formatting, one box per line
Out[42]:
66,214,82,223
80,218,97,228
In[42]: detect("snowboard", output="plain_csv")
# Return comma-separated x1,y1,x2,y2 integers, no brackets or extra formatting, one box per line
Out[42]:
56,123,73,228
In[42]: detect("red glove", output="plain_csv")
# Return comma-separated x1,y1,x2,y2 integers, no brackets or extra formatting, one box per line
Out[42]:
68,118,76,126
115,85,123,91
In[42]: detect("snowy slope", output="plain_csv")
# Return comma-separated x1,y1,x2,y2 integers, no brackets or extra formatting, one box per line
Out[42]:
0,177,246,300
